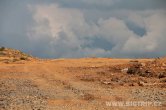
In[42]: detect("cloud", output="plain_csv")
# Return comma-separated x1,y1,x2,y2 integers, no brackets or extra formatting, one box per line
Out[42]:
56,0,166,10
56,0,119,8
121,10,166,57
0,0,166,58
28,4,96,58
27,3,166,58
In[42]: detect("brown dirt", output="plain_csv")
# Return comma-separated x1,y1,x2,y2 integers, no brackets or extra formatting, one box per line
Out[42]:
0,49,166,110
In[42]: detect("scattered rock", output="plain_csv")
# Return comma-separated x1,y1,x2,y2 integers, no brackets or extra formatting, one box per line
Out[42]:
0,79,49,110
121,68,128,73
111,77,119,82
131,88,166,102
128,83,135,86
101,81,112,85
80,93,95,101
158,72,166,79
138,81,144,86
126,59,166,78
160,78,166,83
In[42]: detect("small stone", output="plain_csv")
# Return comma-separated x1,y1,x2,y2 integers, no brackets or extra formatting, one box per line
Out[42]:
121,68,128,73
138,81,144,86
102,81,112,85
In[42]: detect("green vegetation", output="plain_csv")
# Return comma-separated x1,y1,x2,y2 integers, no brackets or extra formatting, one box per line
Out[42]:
0,47,5,51
20,57,27,60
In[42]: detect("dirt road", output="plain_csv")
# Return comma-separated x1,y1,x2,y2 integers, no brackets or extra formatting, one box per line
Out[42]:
0,58,165,110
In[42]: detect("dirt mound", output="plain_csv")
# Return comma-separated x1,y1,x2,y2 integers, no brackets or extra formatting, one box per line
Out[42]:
0,47,35,63
127,59,166,78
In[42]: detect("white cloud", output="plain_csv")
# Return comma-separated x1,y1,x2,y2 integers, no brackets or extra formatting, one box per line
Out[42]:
27,3,166,58
122,11,166,56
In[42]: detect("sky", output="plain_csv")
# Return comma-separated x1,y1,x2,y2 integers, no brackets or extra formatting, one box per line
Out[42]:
0,0,166,58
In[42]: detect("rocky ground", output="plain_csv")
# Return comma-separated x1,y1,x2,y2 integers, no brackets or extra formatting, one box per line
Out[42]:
0,48,166,110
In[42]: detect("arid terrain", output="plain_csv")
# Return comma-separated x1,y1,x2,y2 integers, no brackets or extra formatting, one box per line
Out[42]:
0,47,166,110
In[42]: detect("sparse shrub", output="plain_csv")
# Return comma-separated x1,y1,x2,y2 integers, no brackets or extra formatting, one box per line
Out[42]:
160,78,166,83
13,59,19,62
0,47,5,51
127,67,140,75
20,57,27,60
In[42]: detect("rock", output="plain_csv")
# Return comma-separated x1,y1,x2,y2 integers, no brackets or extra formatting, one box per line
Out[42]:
111,77,119,82
141,63,146,66
158,72,166,79
102,81,112,85
140,70,152,77
121,68,128,73
80,93,95,100
128,83,135,86
160,78,166,83
138,81,144,86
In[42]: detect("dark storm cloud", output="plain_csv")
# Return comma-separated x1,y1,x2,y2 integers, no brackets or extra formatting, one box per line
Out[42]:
56,0,166,10
0,0,166,58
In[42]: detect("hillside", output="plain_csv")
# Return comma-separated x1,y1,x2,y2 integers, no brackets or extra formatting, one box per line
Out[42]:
0,47,35,63
0,47,165,110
